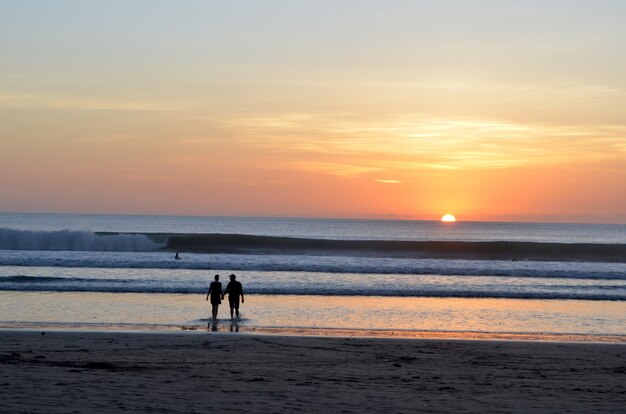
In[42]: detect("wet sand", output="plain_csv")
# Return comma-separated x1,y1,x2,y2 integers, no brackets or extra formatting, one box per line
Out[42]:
1,330,625,413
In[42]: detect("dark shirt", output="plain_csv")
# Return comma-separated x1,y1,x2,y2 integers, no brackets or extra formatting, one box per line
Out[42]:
208,281,222,304
224,281,243,299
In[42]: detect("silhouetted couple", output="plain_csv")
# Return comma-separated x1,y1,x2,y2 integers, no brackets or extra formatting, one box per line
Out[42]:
205,274,245,320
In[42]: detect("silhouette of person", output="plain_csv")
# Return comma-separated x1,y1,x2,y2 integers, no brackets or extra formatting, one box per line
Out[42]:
223,274,245,320
205,274,222,320
175,252,181,260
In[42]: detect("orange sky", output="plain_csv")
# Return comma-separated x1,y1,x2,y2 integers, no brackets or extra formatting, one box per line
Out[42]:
1,1,625,223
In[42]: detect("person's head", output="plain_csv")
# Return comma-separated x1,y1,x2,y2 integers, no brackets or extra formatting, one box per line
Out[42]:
214,274,219,281
229,274,236,281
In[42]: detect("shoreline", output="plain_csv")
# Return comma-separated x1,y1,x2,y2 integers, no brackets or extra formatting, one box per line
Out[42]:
4,292,625,338
1,330,624,413
2,322,625,343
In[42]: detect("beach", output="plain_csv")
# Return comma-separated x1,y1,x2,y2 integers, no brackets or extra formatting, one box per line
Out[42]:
2,215,625,412
1,331,625,413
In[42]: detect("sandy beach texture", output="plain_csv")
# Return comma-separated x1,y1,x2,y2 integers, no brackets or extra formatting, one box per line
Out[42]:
1,331,625,413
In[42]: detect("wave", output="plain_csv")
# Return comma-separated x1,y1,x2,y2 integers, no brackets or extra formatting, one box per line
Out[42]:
2,251,626,280
1,275,624,300
2,228,626,263
0,228,161,252
167,234,626,262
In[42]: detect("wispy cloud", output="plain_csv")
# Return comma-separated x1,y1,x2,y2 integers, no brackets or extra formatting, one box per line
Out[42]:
289,161,383,176
224,112,626,172
0,91,192,113
73,133,142,144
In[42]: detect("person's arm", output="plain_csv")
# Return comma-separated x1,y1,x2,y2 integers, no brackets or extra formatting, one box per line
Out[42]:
241,283,244,303
222,282,229,300
206,286,211,301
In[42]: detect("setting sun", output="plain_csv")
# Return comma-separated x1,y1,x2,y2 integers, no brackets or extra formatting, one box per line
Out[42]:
441,214,457,222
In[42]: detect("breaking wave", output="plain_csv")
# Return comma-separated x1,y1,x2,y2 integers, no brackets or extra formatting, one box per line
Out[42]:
1,250,626,279
0,228,161,252
1,274,624,300
2,229,626,262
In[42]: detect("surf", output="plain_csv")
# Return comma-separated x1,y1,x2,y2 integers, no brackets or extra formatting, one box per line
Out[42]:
0,228,162,252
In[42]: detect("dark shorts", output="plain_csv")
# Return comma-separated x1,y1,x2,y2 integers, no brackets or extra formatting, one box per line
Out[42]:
229,296,240,308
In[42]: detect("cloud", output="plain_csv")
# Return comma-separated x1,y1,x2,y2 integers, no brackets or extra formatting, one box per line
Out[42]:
226,112,626,171
0,91,192,113
289,161,382,176
73,134,142,144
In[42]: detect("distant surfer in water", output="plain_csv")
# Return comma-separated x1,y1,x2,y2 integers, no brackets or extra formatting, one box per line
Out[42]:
223,274,245,320
175,252,181,260
205,275,222,320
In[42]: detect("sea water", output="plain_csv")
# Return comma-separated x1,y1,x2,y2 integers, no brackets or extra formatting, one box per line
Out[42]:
0,213,625,336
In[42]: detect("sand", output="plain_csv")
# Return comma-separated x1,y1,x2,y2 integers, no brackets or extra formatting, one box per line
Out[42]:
1,331,625,413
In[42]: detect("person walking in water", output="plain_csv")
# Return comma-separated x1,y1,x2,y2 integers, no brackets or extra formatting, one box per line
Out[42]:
205,274,223,320
223,274,245,320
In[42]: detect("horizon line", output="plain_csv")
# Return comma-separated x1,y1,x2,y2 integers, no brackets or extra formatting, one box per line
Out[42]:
1,210,624,226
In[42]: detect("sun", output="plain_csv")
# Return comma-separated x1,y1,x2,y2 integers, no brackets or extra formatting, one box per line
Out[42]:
441,214,456,222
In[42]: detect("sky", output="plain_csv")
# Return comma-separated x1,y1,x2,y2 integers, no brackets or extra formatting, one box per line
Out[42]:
1,0,625,223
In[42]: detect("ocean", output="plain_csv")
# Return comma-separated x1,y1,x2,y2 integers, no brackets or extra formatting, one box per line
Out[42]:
1,213,625,336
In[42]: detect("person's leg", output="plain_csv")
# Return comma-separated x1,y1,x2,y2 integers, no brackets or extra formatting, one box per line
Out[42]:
229,302,234,319
212,304,218,319
234,302,240,318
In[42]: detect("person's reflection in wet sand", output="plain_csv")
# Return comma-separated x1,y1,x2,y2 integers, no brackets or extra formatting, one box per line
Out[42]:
230,322,239,333
207,322,218,332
